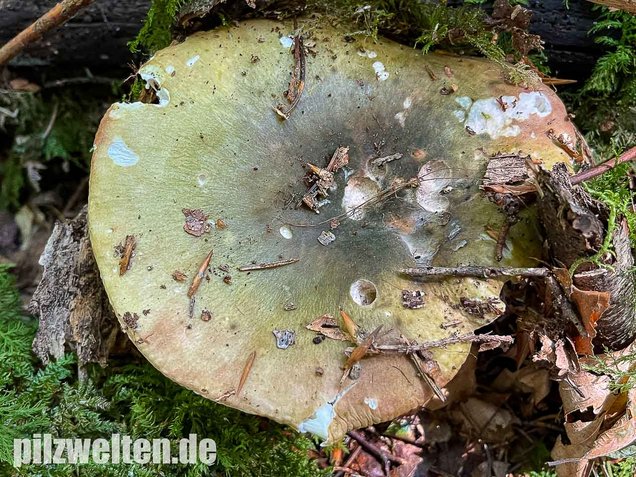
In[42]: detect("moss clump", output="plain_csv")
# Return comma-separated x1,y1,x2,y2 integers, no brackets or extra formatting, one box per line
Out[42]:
0,265,327,476
128,0,190,53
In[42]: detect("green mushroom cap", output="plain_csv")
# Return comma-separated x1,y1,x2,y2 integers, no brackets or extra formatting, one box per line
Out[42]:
89,18,582,441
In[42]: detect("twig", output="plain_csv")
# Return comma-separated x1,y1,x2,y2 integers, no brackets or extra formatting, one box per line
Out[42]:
274,35,305,120
118,235,136,276
238,258,299,271
371,333,514,354
347,430,407,471
371,153,403,167
333,445,363,477
495,222,510,262
570,146,636,185
187,250,213,298
0,0,94,67
400,266,549,280
236,350,256,396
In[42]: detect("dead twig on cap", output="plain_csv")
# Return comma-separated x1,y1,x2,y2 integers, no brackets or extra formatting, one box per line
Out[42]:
400,266,549,280
274,34,305,120
0,0,94,67
238,258,299,271
187,250,213,298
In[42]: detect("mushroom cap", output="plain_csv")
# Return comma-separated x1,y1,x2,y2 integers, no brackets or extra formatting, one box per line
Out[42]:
89,19,580,441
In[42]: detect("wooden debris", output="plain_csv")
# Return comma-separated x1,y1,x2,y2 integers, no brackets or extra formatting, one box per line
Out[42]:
118,235,136,276
187,250,213,298
182,208,210,237
302,146,350,213
236,350,256,396
0,0,94,67
341,326,383,385
371,153,403,167
237,258,299,271
402,290,425,309
368,333,514,354
306,315,349,341
274,35,305,120
400,266,549,280
172,270,187,282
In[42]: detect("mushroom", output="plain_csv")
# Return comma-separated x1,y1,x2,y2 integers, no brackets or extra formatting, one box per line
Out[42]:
88,19,583,442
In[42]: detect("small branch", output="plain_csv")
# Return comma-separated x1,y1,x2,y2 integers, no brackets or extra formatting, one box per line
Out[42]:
238,258,299,272
371,153,403,167
400,266,549,280
347,430,407,469
570,146,636,185
0,0,94,67
372,333,514,354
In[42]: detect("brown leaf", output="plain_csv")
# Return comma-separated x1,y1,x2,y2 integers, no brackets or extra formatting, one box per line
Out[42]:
306,314,348,341
570,286,611,354
339,309,359,341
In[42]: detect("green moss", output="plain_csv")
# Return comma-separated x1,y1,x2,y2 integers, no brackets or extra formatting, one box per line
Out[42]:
0,265,326,476
0,90,108,211
308,0,540,85
129,0,191,54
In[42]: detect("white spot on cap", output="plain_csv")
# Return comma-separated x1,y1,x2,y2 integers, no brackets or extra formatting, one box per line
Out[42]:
342,176,381,221
279,226,293,239
456,92,552,139
357,49,377,59
139,67,170,107
455,96,473,110
279,36,294,48
165,65,175,74
372,61,389,81
298,384,356,442
364,397,378,410
107,137,139,167
109,102,144,119
186,55,200,67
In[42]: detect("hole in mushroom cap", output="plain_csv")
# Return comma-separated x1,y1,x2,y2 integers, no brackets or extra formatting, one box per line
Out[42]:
350,279,378,306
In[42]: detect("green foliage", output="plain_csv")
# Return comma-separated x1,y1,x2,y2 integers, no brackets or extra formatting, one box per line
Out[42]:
583,9,636,99
567,6,636,255
0,265,326,477
129,0,190,53
0,91,106,210
584,345,636,394
309,0,540,85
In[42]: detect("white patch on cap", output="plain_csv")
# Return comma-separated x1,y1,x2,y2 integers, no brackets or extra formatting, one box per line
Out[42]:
342,177,381,221
279,226,293,239
298,383,356,442
279,36,294,48
357,49,377,59
139,66,170,107
108,137,139,167
186,55,200,67
108,102,144,119
453,92,552,139
364,397,378,410
165,65,175,74
395,96,414,127
372,61,389,81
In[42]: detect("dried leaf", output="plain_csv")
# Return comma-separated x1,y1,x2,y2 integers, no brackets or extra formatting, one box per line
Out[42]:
339,309,359,341
570,286,611,354
306,314,348,341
